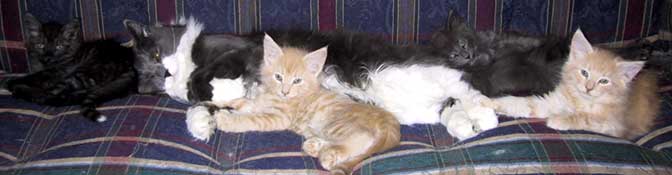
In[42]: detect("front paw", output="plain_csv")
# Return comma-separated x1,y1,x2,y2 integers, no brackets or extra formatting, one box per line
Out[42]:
302,137,326,157
441,106,479,140
546,117,572,131
185,106,215,141
466,106,498,132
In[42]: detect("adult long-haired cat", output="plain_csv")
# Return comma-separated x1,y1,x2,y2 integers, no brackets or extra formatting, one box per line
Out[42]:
430,12,569,97
489,29,660,139
6,14,137,122
190,34,400,174
124,18,258,102
185,30,498,141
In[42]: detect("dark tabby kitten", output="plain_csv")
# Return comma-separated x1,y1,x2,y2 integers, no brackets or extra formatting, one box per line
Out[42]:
23,14,81,72
7,14,137,122
431,12,569,97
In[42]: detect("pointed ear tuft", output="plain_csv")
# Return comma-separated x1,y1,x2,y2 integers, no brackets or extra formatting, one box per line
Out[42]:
23,13,42,38
304,46,328,76
570,29,594,61
124,19,150,38
617,61,644,82
263,33,283,65
62,18,81,41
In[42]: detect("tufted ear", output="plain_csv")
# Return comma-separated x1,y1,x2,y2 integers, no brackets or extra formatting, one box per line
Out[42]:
23,13,42,39
617,61,644,82
263,33,284,65
62,18,81,41
124,19,151,39
303,46,328,76
570,29,594,61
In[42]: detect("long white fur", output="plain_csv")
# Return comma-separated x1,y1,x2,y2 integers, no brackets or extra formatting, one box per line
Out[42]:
162,17,203,103
322,64,499,140
209,77,246,104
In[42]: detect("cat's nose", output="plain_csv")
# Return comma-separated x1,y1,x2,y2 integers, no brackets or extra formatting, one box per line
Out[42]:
585,84,595,92
281,91,289,96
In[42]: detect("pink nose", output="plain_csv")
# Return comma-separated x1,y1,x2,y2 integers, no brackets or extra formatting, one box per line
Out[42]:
585,85,594,92
282,91,289,96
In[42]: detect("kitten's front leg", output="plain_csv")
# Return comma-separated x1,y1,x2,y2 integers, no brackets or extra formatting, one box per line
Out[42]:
213,110,291,133
489,96,536,118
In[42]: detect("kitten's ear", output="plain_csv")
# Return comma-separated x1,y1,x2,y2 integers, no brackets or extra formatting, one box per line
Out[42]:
617,61,645,82
23,13,42,38
263,33,283,65
570,29,594,60
124,19,150,39
62,18,81,41
303,46,328,76
447,12,467,31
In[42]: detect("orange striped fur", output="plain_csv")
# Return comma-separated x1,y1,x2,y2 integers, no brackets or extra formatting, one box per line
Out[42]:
212,34,400,174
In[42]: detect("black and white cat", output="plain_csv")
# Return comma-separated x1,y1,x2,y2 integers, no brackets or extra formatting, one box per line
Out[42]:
124,17,259,103
7,14,137,122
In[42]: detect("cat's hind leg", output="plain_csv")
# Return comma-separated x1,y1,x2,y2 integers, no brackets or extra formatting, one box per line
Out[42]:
80,71,137,122
440,98,498,140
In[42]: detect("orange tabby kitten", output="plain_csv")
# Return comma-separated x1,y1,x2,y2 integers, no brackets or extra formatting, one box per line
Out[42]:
209,34,400,174
490,29,659,139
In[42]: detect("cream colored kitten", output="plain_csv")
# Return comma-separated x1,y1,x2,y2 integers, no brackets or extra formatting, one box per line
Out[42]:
202,34,400,174
490,29,659,139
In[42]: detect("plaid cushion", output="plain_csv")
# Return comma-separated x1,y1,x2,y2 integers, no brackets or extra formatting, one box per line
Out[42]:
1,85,671,175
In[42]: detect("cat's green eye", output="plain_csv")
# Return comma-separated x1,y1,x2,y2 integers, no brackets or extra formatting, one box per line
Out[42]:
274,73,283,82
598,78,609,84
292,78,302,84
55,45,64,50
580,69,589,78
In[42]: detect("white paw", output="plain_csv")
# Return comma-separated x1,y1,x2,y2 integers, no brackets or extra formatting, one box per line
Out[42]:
443,110,479,140
466,106,499,132
440,102,499,140
185,106,215,141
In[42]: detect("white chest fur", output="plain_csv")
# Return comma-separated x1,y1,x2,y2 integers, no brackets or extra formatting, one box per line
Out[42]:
161,18,203,103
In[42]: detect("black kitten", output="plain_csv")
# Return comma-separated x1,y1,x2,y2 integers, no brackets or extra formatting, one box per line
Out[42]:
7,14,137,122
431,13,569,97
23,14,81,72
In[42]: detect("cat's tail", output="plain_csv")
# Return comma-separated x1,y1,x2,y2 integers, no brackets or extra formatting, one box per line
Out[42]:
623,70,660,139
331,112,400,174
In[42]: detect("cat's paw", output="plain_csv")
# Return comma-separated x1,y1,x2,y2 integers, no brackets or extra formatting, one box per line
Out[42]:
546,117,572,131
318,147,344,170
491,97,534,118
443,110,479,140
302,137,326,157
466,106,499,132
185,106,215,141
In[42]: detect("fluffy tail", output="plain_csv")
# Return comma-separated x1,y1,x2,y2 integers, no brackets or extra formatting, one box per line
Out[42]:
331,114,401,175
624,70,660,139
